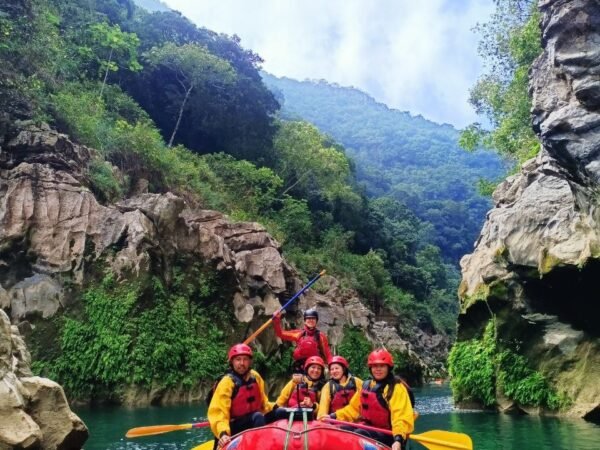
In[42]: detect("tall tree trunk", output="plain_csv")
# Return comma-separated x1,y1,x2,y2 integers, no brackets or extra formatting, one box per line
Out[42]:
99,48,113,99
168,85,193,148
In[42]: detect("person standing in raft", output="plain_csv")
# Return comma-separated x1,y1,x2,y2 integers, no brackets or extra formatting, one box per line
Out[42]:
317,355,363,418
207,344,274,449
272,308,333,373
322,349,414,450
271,355,326,420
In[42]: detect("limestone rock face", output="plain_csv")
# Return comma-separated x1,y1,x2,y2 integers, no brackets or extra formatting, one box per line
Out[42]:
531,0,600,183
0,309,88,449
459,0,600,420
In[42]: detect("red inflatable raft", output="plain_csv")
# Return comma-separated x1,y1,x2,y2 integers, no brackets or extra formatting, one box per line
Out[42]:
190,409,472,450
219,418,388,450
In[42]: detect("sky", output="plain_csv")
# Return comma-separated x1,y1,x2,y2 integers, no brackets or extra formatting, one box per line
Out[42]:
162,0,495,128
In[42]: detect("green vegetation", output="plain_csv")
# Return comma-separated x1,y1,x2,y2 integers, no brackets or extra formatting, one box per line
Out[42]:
32,270,228,399
262,74,506,264
338,326,373,380
448,321,497,406
144,42,236,146
448,320,568,410
84,21,142,97
459,0,542,163
497,349,568,409
253,347,295,380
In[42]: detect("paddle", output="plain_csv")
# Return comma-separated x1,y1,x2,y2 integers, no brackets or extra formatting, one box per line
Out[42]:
323,418,473,450
191,441,214,450
243,270,326,345
125,421,209,438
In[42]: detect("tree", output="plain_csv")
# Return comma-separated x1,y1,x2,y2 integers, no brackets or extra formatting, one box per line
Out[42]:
273,121,360,206
84,22,142,97
145,42,235,147
459,0,542,163
123,11,279,161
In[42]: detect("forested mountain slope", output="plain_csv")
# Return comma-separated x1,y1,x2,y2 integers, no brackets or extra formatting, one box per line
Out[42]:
262,74,508,262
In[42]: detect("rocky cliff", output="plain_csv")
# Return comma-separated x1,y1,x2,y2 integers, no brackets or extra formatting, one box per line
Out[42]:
459,0,600,420
0,118,444,445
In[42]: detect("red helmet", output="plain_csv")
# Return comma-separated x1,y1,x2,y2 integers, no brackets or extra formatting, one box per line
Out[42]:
304,355,325,371
367,349,393,367
328,355,349,370
228,343,253,361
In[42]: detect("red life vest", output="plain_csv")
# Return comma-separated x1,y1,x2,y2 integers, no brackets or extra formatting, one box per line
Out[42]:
287,382,318,407
329,376,357,412
228,372,263,419
358,380,391,429
293,328,322,361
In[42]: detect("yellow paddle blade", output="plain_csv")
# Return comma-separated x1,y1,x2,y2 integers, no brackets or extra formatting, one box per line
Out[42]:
411,430,473,450
126,423,193,438
191,440,214,450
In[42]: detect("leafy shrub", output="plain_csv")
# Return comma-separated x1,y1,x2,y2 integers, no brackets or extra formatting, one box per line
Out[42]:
448,321,497,407
51,81,222,204
52,83,111,150
449,320,569,410
497,349,568,409
88,158,124,202
204,153,283,216
33,272,228,399
338,326,373,380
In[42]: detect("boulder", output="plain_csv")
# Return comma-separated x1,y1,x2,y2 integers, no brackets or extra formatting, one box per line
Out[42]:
0,310,88,449
20,377,88,450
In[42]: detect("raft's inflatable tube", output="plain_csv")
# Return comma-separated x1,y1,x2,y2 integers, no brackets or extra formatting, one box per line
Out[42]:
193,409,389,450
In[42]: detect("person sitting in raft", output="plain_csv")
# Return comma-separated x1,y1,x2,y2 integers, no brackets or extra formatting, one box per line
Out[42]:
271,355,326,420
208,344,274,449
321,349,414,450
317,355,363,418
272,307,333,373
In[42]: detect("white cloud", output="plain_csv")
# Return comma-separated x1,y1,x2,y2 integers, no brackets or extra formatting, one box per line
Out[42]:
163,0,494,128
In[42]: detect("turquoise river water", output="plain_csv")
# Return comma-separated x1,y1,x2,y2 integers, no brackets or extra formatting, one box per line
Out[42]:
75,384,599,449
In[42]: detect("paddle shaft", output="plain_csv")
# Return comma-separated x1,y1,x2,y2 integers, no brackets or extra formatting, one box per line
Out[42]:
243,270,325,345
324,418,391,435
323,418,472,450
125,421,209,438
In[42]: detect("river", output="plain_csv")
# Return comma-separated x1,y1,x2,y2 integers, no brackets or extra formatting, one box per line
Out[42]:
76,384,599,449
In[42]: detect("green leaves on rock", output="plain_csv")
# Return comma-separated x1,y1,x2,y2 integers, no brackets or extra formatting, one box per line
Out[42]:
448,321,497,407
33,272,227,399
448,321,569,410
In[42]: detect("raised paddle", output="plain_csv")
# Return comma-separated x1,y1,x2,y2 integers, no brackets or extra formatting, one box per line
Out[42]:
125,421,210,438
323,418,473,450
242,270,326,345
